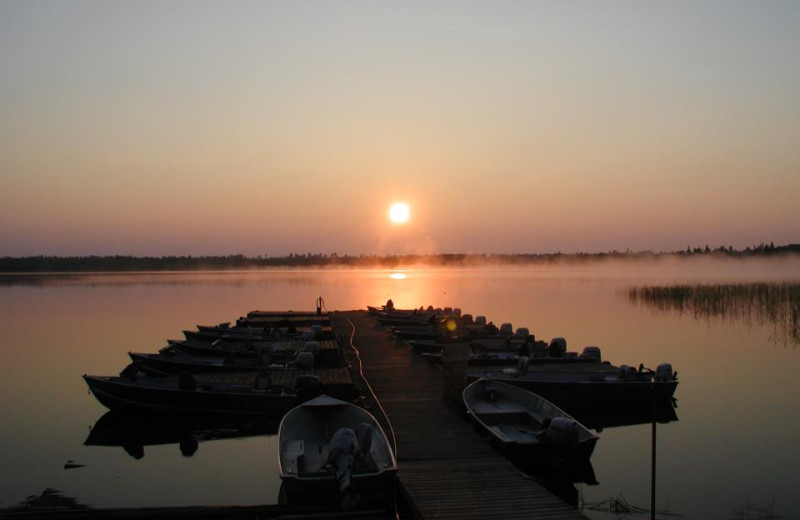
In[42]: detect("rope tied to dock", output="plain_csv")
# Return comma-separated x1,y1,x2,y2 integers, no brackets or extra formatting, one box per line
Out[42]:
345,318,398,460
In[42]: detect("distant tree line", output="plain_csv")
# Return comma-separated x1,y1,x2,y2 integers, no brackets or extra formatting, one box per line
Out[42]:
1,243,798,272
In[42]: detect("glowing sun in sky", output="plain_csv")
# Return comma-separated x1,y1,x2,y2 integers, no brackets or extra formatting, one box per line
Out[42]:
388,202,410,224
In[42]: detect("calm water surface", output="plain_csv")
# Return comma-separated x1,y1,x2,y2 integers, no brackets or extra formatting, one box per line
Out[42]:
1,260,798,519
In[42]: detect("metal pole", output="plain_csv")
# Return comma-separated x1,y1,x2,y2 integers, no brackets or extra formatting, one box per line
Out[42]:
651,383,656,520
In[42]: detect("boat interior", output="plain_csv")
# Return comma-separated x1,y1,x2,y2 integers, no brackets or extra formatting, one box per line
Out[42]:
281,407,394,478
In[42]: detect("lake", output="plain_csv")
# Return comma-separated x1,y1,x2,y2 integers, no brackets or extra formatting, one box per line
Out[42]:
1,258,798,519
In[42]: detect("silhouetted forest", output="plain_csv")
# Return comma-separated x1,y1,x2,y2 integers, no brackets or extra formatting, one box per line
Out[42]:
0,243,797,272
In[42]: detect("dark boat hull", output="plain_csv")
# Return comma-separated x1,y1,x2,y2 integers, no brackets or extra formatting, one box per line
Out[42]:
280,470,396,507
166,339,346,368
421,351,600,367
130,352,294,375
84,375,299,418
466,373,678,408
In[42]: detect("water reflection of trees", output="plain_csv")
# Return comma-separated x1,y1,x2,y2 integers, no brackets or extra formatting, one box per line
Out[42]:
628,283,800,346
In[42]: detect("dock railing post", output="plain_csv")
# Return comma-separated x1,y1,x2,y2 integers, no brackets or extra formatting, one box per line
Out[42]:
441,343,469,404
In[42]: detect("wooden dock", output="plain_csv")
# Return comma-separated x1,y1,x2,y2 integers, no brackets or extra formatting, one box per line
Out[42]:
332,311,589,520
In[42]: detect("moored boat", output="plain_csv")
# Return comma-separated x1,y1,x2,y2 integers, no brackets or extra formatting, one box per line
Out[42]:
83,371,327,418
130,351,289,375
467,363,678,408
165,337,345,368
463,378,598,466
278,395,397,508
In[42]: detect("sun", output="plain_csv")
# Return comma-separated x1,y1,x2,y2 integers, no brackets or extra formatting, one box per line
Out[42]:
388,202,410,224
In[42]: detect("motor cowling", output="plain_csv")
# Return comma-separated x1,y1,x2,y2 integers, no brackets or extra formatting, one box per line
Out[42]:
581,346,602,361
328,427,359,492
295,351,315,369
303,341,321,356
547,417,580,448
549,337,567,357
656,363,676,381
619,365,639,380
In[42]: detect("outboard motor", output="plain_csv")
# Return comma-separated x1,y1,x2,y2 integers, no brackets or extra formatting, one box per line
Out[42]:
295,351,315,369
499,323,513,335
328,427,359,493
301,329,315,341
546,417,580,448
619,365,639,380
354,422,377,470
475,315,487,325
581,346,602,361
295,374,322,401
549,337,567,357
655,363,676,381
515,327,530,338
311,324,322,337
303,341,321,356
355,422,374,455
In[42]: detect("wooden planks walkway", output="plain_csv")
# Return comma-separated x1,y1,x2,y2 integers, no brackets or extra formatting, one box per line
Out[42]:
332,311,588,520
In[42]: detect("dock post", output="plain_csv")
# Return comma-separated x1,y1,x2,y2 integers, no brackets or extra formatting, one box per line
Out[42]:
441,343,469,403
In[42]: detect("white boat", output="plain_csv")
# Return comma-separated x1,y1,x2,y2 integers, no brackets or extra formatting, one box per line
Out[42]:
463,378,599,465
277,395,397,507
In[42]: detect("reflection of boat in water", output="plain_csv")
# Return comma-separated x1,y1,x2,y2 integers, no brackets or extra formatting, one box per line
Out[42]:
568,399,679,431
278,395,397,508
85,411,277,459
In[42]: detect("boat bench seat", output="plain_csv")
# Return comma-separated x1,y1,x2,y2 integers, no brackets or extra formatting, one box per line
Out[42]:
284,440,305,474
471,403,527,414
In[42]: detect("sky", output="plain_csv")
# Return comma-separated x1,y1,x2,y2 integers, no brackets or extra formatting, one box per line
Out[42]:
1,1,798,256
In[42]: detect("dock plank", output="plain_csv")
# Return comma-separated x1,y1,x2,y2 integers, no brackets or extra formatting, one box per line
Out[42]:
332,311,588,520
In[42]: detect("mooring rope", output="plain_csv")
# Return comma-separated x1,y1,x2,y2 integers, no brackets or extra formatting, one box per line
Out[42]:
345,317,398,459
344,316,400,520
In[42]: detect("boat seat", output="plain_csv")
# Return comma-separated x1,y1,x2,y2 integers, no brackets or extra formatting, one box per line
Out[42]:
489,425,509,441
284,440,305,474
471,403,527,415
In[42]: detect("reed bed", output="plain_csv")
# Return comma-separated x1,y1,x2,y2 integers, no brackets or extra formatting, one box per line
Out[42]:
628,282,800,345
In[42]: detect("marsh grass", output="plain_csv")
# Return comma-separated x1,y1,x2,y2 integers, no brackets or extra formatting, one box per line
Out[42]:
628,283,800,346
729,499,783,520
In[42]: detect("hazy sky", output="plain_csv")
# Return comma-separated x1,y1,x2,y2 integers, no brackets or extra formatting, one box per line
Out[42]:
2,1,798,256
